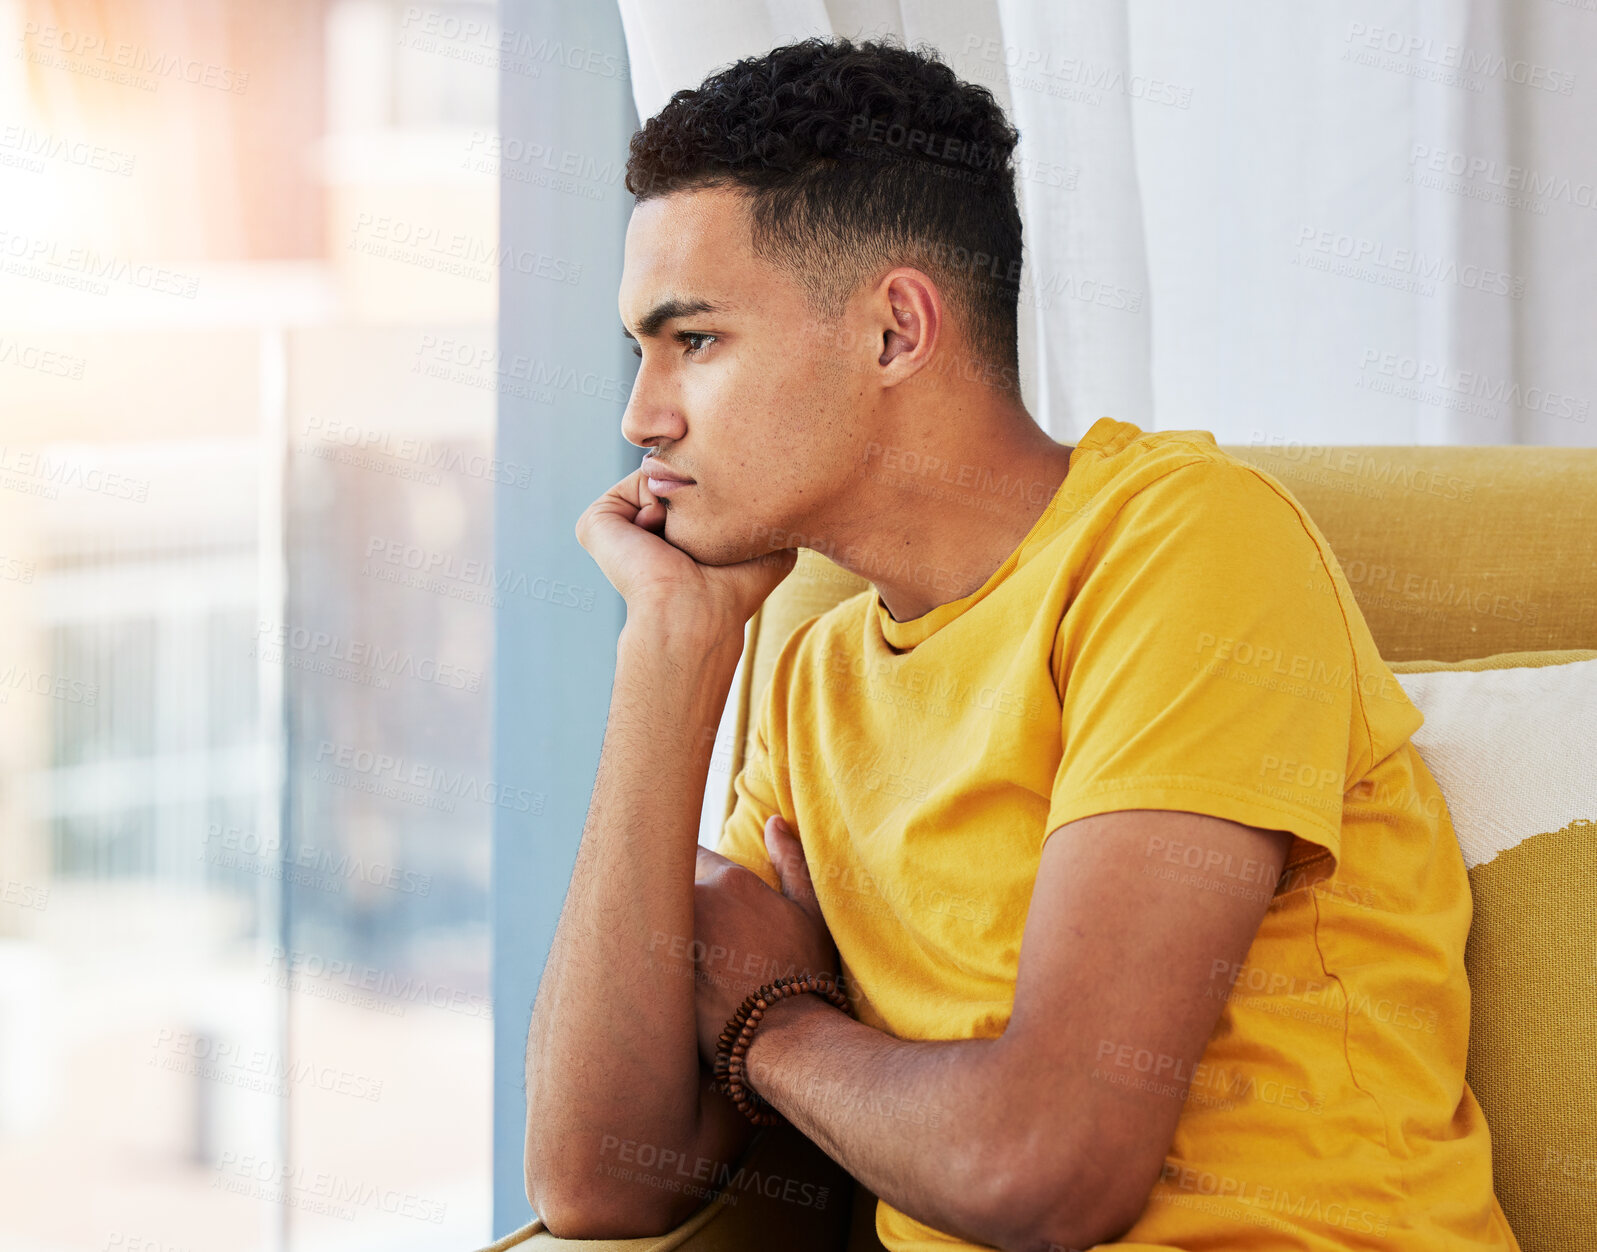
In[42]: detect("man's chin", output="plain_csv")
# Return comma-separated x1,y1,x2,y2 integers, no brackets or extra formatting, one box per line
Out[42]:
662,517,772,568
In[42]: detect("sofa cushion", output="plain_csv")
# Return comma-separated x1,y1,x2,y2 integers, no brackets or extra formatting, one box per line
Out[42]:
1389,649,1597,1252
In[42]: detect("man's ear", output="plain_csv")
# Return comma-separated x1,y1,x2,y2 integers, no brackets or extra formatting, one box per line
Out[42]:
875,268,942,381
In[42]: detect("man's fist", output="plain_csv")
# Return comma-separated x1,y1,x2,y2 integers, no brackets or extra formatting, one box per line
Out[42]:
574,464,798,636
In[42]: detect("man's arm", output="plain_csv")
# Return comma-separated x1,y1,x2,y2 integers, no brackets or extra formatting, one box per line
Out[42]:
740,808,1294,1252
523,615,758,1236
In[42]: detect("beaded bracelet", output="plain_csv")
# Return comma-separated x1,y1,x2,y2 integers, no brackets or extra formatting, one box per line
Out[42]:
712,973,852,1125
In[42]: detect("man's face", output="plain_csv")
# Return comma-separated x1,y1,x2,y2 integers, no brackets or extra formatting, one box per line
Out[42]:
618,185,868,566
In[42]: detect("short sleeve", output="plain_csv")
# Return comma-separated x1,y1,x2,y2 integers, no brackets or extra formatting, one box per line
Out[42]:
713,709,784,893
711,611,832,894
1045,459,1356,869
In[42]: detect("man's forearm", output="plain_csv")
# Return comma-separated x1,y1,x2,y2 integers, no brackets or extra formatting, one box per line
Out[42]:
524,616,746,1224
744,997,1092,1252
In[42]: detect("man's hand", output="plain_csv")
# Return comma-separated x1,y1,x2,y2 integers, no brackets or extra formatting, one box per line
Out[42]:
691,815,839,1066
574,464,798,634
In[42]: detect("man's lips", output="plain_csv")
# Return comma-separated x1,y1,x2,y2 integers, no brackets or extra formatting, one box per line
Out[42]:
642,459,694,486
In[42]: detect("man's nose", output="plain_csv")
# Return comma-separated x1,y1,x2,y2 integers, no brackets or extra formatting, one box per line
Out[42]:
620,364,686,449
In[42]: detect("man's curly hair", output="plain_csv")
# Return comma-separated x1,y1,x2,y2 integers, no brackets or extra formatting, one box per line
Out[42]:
625,36,1024,386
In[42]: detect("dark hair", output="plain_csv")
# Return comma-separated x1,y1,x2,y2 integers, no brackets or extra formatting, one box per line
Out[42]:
625,36,1024,387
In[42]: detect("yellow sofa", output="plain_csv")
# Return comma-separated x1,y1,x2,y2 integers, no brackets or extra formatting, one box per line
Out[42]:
495,441,1597,1252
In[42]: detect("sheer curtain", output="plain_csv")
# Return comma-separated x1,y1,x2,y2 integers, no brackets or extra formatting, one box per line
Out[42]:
617,0,1597,449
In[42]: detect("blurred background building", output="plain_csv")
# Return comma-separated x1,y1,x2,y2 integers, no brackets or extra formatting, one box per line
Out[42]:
1,1,503,1247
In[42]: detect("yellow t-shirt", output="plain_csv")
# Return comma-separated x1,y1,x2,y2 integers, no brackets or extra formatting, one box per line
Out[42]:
717,417,1521,1252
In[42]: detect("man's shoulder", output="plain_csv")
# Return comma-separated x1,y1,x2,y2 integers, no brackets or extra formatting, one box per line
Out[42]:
1111,428,1296,495
761,587,874,679
1065,430,1324,559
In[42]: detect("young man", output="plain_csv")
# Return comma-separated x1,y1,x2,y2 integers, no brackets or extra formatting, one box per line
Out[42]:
525,36,1522,1252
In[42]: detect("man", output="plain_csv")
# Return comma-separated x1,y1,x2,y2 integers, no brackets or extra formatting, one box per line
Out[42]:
525,35,1521,1252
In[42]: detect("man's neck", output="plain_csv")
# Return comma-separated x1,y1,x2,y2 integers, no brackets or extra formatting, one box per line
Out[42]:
842,415,1077,625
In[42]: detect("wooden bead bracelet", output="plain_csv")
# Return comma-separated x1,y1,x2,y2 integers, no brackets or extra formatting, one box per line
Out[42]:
712,973,851,1125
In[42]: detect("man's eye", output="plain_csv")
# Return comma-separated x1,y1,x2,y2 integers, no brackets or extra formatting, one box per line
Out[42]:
630,332,717,360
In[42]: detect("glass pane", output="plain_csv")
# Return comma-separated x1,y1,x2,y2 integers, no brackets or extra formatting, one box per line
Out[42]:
0,1,497,1247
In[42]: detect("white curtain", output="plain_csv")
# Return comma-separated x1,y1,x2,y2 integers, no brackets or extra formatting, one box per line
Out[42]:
617,0,1597,450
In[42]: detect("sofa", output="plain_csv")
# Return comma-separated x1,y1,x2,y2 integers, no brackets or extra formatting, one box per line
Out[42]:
490,440,1597,1252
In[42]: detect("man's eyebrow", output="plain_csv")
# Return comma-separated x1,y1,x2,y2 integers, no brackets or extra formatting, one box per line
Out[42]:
620,297,727,341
